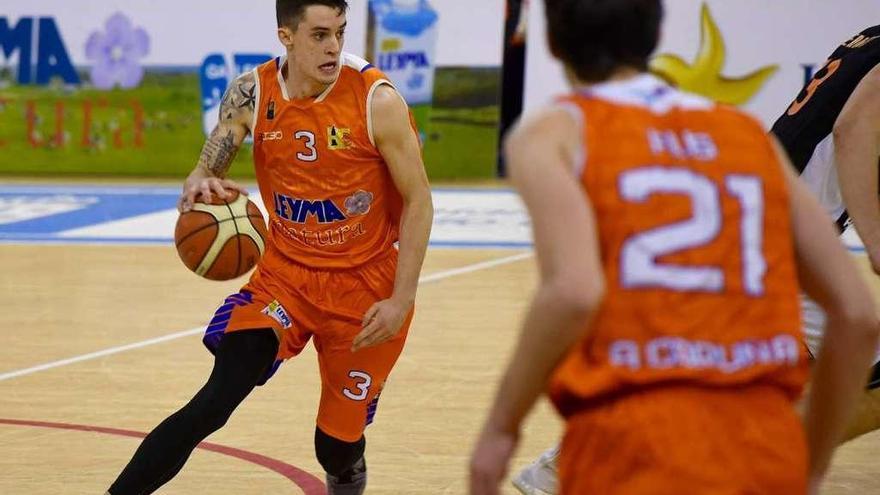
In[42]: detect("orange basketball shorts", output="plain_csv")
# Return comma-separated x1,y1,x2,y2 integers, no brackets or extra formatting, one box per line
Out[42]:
558,385,807,495
207,246,412,442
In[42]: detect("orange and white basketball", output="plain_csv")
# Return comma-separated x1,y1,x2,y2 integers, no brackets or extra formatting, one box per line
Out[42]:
174,191,267,281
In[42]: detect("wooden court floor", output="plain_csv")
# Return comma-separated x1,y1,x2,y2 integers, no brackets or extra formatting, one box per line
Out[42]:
1,244,879,494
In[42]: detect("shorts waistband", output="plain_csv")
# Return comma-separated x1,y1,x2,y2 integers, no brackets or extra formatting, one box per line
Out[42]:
264,242,398,272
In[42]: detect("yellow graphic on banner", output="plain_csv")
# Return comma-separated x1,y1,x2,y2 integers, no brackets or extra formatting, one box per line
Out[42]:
381,38,402,51
650,3,777,106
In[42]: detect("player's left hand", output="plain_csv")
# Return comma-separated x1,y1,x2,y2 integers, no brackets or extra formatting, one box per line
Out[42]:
351,298,411,352
469,426,518,495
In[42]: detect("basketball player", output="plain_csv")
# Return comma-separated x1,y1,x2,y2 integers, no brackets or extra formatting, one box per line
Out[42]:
510,23,880,495
469,1,878,494
106,1,433,494
771,25,880,441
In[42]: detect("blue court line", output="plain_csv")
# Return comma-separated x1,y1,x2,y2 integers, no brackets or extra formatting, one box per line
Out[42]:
431,187,514,194
0,235,532,249
0,185,866,253
0,192,178,234
0,234,863,253
429,240,532,249
0,235,170,244
0,185,514,195
0,186,183,195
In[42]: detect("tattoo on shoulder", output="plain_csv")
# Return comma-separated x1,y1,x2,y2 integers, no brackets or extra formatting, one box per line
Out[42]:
237,83,256,110
218,72,257,123
199,127,240,177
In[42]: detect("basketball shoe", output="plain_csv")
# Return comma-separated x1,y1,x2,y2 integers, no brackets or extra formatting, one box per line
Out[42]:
512,445,559,495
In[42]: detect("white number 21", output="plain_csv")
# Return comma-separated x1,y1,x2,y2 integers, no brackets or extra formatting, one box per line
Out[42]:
619,167,766,296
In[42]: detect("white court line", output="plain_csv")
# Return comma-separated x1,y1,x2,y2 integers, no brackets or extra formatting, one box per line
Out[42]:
0,327,205,382
419,251,533,283
0,251,534,382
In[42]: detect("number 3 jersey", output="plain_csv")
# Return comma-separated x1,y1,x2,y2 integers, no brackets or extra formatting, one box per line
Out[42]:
549,75,807,417
771,25,880,228
250,52,409,269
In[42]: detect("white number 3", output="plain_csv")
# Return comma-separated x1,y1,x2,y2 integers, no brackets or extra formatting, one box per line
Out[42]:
343,370,372,401
295,130,318,162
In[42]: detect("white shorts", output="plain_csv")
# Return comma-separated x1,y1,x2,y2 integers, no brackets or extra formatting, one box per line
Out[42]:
801,293,880,365
803,220,880,361
801,293,825,359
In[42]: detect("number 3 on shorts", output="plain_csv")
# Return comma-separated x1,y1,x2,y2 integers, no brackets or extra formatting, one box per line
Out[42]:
343,370,372,401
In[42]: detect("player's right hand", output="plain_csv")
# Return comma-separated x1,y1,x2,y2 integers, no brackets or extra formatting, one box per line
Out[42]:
178,177,249,212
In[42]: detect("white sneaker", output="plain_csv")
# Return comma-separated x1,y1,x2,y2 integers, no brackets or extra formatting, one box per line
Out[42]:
512,445,560,495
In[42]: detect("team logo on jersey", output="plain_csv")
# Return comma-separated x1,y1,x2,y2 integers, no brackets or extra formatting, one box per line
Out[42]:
327,125,352,150
273,192,347,224
843,34,880,49
344,190,373,216
261,130,283,141
261,300,292,329
266,99,276,120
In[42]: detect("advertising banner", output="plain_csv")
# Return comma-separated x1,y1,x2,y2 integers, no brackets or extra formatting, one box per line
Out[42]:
0,2,367,176
524,0,880,127
0,0,504,179
368,0,438,136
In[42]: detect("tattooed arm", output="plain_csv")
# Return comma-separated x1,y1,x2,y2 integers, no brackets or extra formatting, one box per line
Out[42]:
178,71,258,212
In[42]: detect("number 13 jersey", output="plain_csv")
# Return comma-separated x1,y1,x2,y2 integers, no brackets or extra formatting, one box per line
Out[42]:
251,52,411,269
549,75,807,417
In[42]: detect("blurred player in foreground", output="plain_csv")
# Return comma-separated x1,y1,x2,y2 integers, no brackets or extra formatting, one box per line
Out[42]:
512,23,880,495
470,1,878,494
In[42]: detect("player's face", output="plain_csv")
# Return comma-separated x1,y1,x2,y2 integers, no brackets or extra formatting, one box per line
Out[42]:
288,6,347,86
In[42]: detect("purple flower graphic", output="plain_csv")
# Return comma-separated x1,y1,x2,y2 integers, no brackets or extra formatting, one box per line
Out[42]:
345,190,374,216
85,13,150,89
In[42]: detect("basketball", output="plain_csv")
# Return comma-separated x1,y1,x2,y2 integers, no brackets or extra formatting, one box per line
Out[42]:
174,191,268,281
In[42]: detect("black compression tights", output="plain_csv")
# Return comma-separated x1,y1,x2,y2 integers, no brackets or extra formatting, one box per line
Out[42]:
108,329,278,495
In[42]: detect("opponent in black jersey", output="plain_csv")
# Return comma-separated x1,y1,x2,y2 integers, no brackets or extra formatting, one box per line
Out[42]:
772,26,880,270
772,25,880,442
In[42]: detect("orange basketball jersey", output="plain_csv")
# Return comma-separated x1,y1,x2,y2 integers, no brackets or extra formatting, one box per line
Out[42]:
549,75,808,417
251,52,409,269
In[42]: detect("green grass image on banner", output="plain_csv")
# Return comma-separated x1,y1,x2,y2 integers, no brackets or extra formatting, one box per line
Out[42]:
0,68,499,180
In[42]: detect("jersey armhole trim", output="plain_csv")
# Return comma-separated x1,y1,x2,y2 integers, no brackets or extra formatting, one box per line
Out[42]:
276,56,291,101
367,79,396,147
250,67,261,135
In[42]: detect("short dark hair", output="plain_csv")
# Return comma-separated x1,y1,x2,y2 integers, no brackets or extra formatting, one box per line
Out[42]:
544,0,663,82
276,0,348,30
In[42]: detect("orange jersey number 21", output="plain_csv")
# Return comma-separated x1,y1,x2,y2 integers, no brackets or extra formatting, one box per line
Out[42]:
619,167,766,296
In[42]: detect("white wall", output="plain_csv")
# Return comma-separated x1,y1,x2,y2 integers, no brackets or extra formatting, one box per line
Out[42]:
2,0,503,67
433,0,505,67
13,0,876,122
525,0,880,126
2,1,366,66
